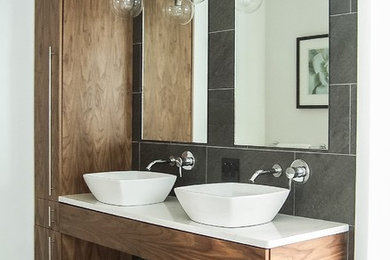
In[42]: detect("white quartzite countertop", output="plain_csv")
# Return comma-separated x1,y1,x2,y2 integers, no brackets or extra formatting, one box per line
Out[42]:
59,194,349,249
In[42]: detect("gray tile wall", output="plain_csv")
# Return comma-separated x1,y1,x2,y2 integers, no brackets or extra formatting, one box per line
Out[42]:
132,1,357,259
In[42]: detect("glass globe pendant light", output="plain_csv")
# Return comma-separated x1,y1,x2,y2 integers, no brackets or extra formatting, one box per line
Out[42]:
236,0,264,13
111,0,143,18
163,0,195,25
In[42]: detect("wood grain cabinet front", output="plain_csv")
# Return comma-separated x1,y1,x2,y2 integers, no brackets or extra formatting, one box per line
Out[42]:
35,0,61,202
36,199,59,231
59,204,348,260
35,0,134,258
35,226,62,260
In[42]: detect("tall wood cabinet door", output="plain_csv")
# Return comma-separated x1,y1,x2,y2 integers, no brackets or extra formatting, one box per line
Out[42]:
35,0,62,201
35,226,62,260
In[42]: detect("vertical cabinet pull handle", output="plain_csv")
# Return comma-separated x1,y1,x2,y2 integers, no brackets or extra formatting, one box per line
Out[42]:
48,46,53,197
48,236,52,260
48,235,56,260
48,206,55,228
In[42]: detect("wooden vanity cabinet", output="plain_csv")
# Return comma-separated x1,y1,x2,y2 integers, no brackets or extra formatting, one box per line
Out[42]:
59,204,348,260
35,0,62,258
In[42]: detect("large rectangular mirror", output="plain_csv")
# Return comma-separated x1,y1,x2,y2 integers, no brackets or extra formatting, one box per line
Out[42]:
235,0,329,149
142,0,208,143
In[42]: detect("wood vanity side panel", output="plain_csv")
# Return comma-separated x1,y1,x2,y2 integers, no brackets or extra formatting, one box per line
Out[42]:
143,0,193,142
59,204,269,260
269,233,348,260
62,0,133,195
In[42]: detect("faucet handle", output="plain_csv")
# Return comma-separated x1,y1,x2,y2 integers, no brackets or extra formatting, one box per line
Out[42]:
181,151,195,170
168,151,195,177
285,159,310,184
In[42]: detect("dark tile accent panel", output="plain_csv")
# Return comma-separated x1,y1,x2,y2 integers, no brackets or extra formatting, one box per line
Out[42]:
208,89,234,147
348,226,355,260
209,0,235,32
206,147,295,214
139,143,207,191
133,44,142,93
351,0,357,12
132,93,142,142
329,85,350,154
208,31,234,89
132,142,140,171
295,153,356,225
133,14,143,44
330,0,350,15
350,85,357,154
330,13,357,84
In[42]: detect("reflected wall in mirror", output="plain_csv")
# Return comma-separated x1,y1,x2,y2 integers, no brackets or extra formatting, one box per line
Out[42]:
235,0,329,149
142,0,208,143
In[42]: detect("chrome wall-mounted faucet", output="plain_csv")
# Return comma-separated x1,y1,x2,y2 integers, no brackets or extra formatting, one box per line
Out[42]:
249,164,283,183
146,151,195,177
285,159,310,184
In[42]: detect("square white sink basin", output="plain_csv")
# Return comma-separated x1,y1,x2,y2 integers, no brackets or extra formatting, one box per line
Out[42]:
84,171,176,206
174,183,289,227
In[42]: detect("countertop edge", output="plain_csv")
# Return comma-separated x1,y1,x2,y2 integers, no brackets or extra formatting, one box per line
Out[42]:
59,195,349,249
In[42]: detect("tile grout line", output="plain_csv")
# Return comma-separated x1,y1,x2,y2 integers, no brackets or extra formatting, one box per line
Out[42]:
330,83,358,86
349,85,352,154
208,88,234,91
330,11,357,17
208,28,235,34
138,142,141,171
138,141,357,157
350,0,352,13
346,230,350,259
205,147,208,184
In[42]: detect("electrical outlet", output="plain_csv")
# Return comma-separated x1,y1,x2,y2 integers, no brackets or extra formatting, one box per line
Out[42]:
221,158,240,182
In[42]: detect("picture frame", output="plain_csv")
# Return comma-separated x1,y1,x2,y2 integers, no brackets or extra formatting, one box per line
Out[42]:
297,34,329,109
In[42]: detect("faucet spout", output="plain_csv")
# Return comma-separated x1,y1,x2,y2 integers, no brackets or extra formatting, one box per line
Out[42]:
249,164,283,183
145,151,196,177
249,170,265,183
146,159,170,171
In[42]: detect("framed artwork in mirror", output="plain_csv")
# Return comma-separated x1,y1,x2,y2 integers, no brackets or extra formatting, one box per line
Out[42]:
297,34,329,109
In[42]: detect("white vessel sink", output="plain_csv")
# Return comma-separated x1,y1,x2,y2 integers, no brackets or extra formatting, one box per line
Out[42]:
84,171,176,206
174,183,289,227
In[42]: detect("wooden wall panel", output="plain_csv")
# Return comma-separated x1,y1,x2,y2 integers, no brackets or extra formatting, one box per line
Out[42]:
62,0,133,195
143,0,193,142
60,204,269,260
269,233,347,260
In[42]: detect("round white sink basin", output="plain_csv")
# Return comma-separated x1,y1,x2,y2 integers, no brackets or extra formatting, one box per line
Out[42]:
84,171,177,206
175,182,289,227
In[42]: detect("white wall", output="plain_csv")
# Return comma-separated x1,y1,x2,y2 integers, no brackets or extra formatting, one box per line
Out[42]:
0,1,34,259
355,1,390,259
